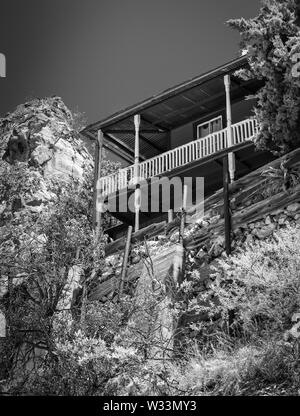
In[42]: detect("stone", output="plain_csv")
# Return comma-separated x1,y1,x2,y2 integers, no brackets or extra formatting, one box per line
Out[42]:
265,215,272,225
157,235,168,242
245,234,254,244
255,224,276,240
131,256,141,265
0,96,94,318
101,270,113,280
271,208,284,216
210,215,220,225
170,231,179,243
114,267,122,274
196,249,209,263
278,216,287,225
2,97,93,185
286,203,300,213
31,144,52,165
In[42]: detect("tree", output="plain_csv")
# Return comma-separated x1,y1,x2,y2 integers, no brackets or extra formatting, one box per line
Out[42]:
0,98,121,392
228,0,300,155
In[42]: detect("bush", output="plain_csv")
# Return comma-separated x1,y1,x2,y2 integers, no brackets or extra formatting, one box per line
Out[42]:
209,224,300,337
228,0,300,155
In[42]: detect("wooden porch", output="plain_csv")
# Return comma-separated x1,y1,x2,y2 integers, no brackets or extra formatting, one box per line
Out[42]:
81,55,271,235
98,117,276,238
99,118,258,198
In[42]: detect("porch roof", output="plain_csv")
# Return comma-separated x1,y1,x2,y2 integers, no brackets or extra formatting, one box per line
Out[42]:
81,55,262,161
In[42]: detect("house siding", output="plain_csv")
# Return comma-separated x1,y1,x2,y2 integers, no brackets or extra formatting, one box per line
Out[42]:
170,98,256,150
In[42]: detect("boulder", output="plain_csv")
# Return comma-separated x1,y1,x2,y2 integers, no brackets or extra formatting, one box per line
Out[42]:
254,224,276,240
1,97,93,185
286,202,300,213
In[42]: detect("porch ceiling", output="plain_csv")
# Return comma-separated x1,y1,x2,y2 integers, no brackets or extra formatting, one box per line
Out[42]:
81,55,263,160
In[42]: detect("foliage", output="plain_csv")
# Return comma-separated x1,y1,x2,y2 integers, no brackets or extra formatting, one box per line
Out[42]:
228,0,300,154
0,164,105,369
3,212,300,395
208,224,300,336
155,225,300,396
0,99,122,393
2,93,300,395
261,161,300,196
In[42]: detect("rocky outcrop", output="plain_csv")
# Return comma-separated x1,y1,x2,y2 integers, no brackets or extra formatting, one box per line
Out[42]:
0,96,93,214
0,97,93,339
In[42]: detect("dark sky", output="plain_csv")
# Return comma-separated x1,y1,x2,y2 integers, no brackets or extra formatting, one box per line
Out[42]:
0,0,260,123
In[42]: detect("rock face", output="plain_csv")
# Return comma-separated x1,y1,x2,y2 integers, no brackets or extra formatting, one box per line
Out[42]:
0,97,93,317
0,96,93,212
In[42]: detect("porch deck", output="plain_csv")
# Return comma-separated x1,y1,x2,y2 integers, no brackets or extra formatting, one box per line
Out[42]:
99,118,258,197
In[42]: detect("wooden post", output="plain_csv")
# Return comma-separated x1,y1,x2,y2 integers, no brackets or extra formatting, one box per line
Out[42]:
223,155,231,255
168,209,174,223
134,115,141,232
92,135,100,229
95,130,104,240
179,185,188,244
118,226,133,299
224,75,235,183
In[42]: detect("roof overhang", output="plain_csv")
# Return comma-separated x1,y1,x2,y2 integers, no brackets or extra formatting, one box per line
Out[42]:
82,55,262,161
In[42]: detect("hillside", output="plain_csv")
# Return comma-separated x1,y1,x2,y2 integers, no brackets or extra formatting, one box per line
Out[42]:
1,98,300,396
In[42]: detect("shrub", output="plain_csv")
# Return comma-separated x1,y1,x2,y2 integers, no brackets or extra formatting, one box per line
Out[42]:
228,0,300,155
209,224,300,337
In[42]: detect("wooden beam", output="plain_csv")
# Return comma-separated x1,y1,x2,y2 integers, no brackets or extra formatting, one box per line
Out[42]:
140,115,169,132
223,155,231,255
106,129,165,155
83,56,248,133
152,80,255,127
105,132,147,161
168,209,174,223
92,135,100,229
84,129,138,163
118,226,133,299
180,185,188,244
224,74,235,182
95,130,104,239
134,115,141,232
139,133,165,153
103,143,134,164
105,129,162,134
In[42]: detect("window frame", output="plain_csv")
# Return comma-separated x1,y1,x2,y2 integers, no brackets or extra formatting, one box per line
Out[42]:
196,115,223,139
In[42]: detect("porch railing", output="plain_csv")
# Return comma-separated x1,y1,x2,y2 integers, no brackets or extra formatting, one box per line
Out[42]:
99,118,258,197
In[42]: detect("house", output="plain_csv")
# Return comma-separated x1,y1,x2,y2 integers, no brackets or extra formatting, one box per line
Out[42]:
81,55,276,239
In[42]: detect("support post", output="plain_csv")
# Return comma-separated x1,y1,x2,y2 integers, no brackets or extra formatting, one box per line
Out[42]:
223,155,231,255
118,226,133,299
92,135,100,229
224,75,235,183
134,115,141,232
179,185,188,244
168,209,174,223
95,130,104,240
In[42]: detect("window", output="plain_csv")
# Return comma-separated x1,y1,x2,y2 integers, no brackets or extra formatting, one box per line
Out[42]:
196,116,223,139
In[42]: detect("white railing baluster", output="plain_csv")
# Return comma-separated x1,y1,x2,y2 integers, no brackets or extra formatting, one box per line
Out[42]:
100,118,258,197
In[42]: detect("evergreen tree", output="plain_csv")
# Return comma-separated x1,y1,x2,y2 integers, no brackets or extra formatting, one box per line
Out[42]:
228,0,300,154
